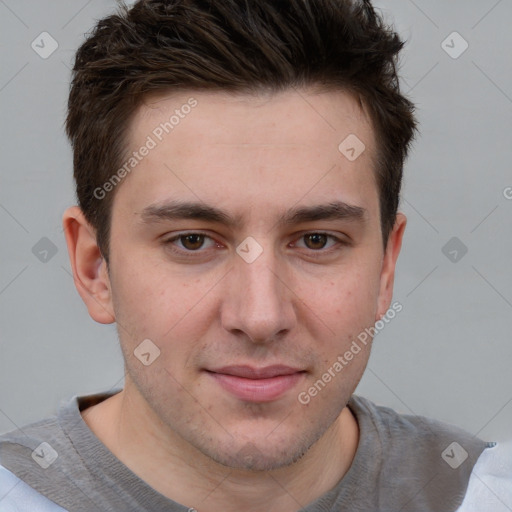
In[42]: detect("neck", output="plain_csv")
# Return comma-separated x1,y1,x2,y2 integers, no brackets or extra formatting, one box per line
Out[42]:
82,384,359,512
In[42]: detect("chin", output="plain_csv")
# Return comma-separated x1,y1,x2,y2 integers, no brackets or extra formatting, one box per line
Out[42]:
195,427,322,472
211,443,310,472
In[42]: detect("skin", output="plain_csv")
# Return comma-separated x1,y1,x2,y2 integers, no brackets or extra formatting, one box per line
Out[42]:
63,88,406,512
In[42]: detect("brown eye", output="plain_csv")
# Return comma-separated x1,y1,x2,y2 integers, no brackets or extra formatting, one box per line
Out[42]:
303,233,329,250
179,234,205,250
163,232,220,259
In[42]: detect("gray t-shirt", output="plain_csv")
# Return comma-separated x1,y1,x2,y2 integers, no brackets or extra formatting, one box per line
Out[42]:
0,392,493,511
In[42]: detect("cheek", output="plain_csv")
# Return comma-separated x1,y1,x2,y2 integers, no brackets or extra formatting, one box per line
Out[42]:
305,263,381,333
111,267,169,338
109,254,218,354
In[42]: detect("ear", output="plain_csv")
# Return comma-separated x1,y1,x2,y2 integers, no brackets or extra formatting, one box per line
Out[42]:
375,212,406,321
62,206,115,324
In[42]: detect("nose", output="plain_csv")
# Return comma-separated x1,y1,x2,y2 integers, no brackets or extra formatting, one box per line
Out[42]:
220,245,296,344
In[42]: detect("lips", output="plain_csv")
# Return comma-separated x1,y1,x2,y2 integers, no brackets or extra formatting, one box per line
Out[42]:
211,365,302,379
206,365,305,402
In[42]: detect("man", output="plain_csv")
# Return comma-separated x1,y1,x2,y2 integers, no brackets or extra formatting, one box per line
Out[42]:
0,0,510,511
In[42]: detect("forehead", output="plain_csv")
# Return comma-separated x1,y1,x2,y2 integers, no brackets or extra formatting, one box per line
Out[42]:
137,88,373,148
115,88,379,226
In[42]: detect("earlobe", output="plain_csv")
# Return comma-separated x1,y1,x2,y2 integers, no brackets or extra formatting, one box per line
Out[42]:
376,213,407,321
62,206,115,324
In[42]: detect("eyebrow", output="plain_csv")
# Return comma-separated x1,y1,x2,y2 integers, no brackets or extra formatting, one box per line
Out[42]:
140,200,367,228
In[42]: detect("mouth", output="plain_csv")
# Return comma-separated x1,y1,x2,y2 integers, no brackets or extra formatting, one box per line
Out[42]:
205,365,306,403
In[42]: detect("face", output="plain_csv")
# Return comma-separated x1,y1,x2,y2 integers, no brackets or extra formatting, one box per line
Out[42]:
88,89,403,470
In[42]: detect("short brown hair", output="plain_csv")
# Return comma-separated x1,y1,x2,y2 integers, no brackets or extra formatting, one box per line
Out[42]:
66,0,417,262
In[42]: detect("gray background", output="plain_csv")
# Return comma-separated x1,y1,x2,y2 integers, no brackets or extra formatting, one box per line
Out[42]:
1,0,511,442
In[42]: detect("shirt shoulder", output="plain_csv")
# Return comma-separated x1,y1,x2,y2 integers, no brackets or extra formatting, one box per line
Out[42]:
456,441,512,512
338,395,495,511
0,392,185,512
0,464,68,512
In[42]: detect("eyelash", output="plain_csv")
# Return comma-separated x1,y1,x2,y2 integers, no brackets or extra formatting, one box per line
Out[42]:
162,231,346,259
